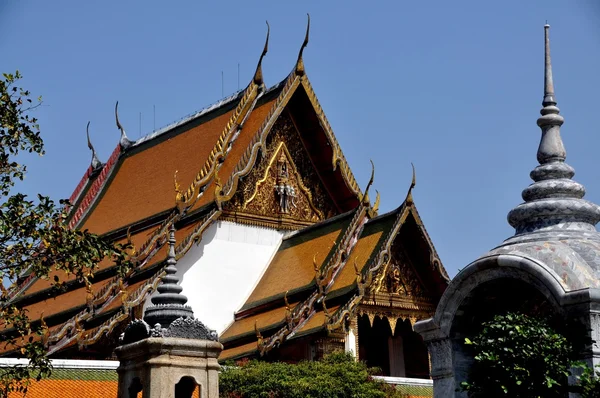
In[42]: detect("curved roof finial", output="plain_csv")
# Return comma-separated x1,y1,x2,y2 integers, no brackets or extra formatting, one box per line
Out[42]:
115,101,133,150
253,21,270,85
362,159,375,206
295,13,310,75
405,163,416,205
86,121,103,172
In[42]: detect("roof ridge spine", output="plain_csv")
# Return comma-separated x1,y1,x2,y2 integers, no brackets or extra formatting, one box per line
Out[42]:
69,145,121,229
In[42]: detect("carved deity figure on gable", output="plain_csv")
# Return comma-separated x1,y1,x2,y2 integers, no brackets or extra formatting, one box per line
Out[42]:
224,112,337,228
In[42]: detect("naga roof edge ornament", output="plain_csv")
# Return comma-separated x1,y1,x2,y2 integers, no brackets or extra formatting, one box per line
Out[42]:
295,13,310,75
253,21,270,86
115,101,134,150
86,121,103,173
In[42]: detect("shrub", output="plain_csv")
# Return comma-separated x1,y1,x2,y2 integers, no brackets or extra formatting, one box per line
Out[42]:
460,312,571,397
220,351,405,398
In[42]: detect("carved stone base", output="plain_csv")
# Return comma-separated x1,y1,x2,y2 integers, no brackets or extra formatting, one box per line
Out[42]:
115,337,223,398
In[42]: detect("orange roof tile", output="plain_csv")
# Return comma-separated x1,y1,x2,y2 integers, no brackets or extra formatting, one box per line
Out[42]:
329,230,386,293
221,304,294,342
23,278,111,321
21,225,160,296
8,379,118,398
294,306,339,338
220,341,259,361
188,96,278,213
95,279,147,315
242,219,346,309
81,108,236,234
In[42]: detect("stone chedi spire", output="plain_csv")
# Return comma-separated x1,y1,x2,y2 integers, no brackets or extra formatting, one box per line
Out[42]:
507,24,600,236
116,224,221,398
119,224,217,345
143,225,194,327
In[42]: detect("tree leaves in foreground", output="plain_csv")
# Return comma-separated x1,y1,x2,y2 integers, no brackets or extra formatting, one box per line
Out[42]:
0,71,133,395
220,351,406,398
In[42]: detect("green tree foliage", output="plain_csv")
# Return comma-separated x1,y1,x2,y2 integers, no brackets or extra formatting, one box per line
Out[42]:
0,71,133,395
571,363,600,397
220,351,406,398
460,312,571,397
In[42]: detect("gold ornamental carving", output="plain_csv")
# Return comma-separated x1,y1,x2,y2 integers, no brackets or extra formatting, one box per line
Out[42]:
375,250,426,298
242,141,323,221
225,112,336,227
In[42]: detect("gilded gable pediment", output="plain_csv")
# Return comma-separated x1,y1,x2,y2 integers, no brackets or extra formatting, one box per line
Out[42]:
223,111,336,229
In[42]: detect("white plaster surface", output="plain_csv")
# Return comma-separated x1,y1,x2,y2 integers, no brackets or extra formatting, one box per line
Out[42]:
345,328,356,357
146,221,283,334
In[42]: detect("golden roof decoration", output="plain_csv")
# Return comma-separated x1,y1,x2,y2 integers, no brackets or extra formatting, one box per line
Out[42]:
295,14,310,76
253,21,270,85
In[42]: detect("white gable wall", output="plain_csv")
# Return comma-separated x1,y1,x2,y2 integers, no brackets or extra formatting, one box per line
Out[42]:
145,221,283,334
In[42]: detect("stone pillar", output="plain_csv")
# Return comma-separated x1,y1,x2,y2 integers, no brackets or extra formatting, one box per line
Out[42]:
116,335,222,398
416,318,459,398
427,338,456,398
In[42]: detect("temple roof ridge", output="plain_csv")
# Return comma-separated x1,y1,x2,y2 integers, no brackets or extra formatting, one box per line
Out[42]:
506,24,600,237
133,89,244,148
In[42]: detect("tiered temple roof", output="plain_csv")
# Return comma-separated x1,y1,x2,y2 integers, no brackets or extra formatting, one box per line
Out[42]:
2,19,447,362
220,182,449,361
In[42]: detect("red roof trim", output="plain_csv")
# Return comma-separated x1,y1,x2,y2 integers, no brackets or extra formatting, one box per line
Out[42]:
68,146,121,229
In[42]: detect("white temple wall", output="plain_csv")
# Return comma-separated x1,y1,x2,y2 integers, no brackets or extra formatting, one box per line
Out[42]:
144,220,283,333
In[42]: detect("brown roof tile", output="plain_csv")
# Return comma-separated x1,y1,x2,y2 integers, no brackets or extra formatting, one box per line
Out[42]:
221,304,294,342
21,225,160,296
294,306,339,338
81,108,236,234
329,230,385,293
23,279,111,321
188,97,278,213
7,379,118,398
242,221,345,309
220,341,258,361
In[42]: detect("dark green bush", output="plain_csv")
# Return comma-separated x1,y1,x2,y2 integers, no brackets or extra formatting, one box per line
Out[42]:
460,312,571,397
219,351,405,398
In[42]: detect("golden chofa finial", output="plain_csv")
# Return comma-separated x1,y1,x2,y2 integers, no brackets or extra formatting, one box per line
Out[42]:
405,163,416,205
362,159,375,206
253,21,270,85
295,13,310,75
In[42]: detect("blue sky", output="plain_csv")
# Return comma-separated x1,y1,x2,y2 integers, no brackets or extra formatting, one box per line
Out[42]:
1,1,599,277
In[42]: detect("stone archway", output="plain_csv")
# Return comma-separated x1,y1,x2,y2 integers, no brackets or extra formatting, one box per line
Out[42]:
416,254,573,397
